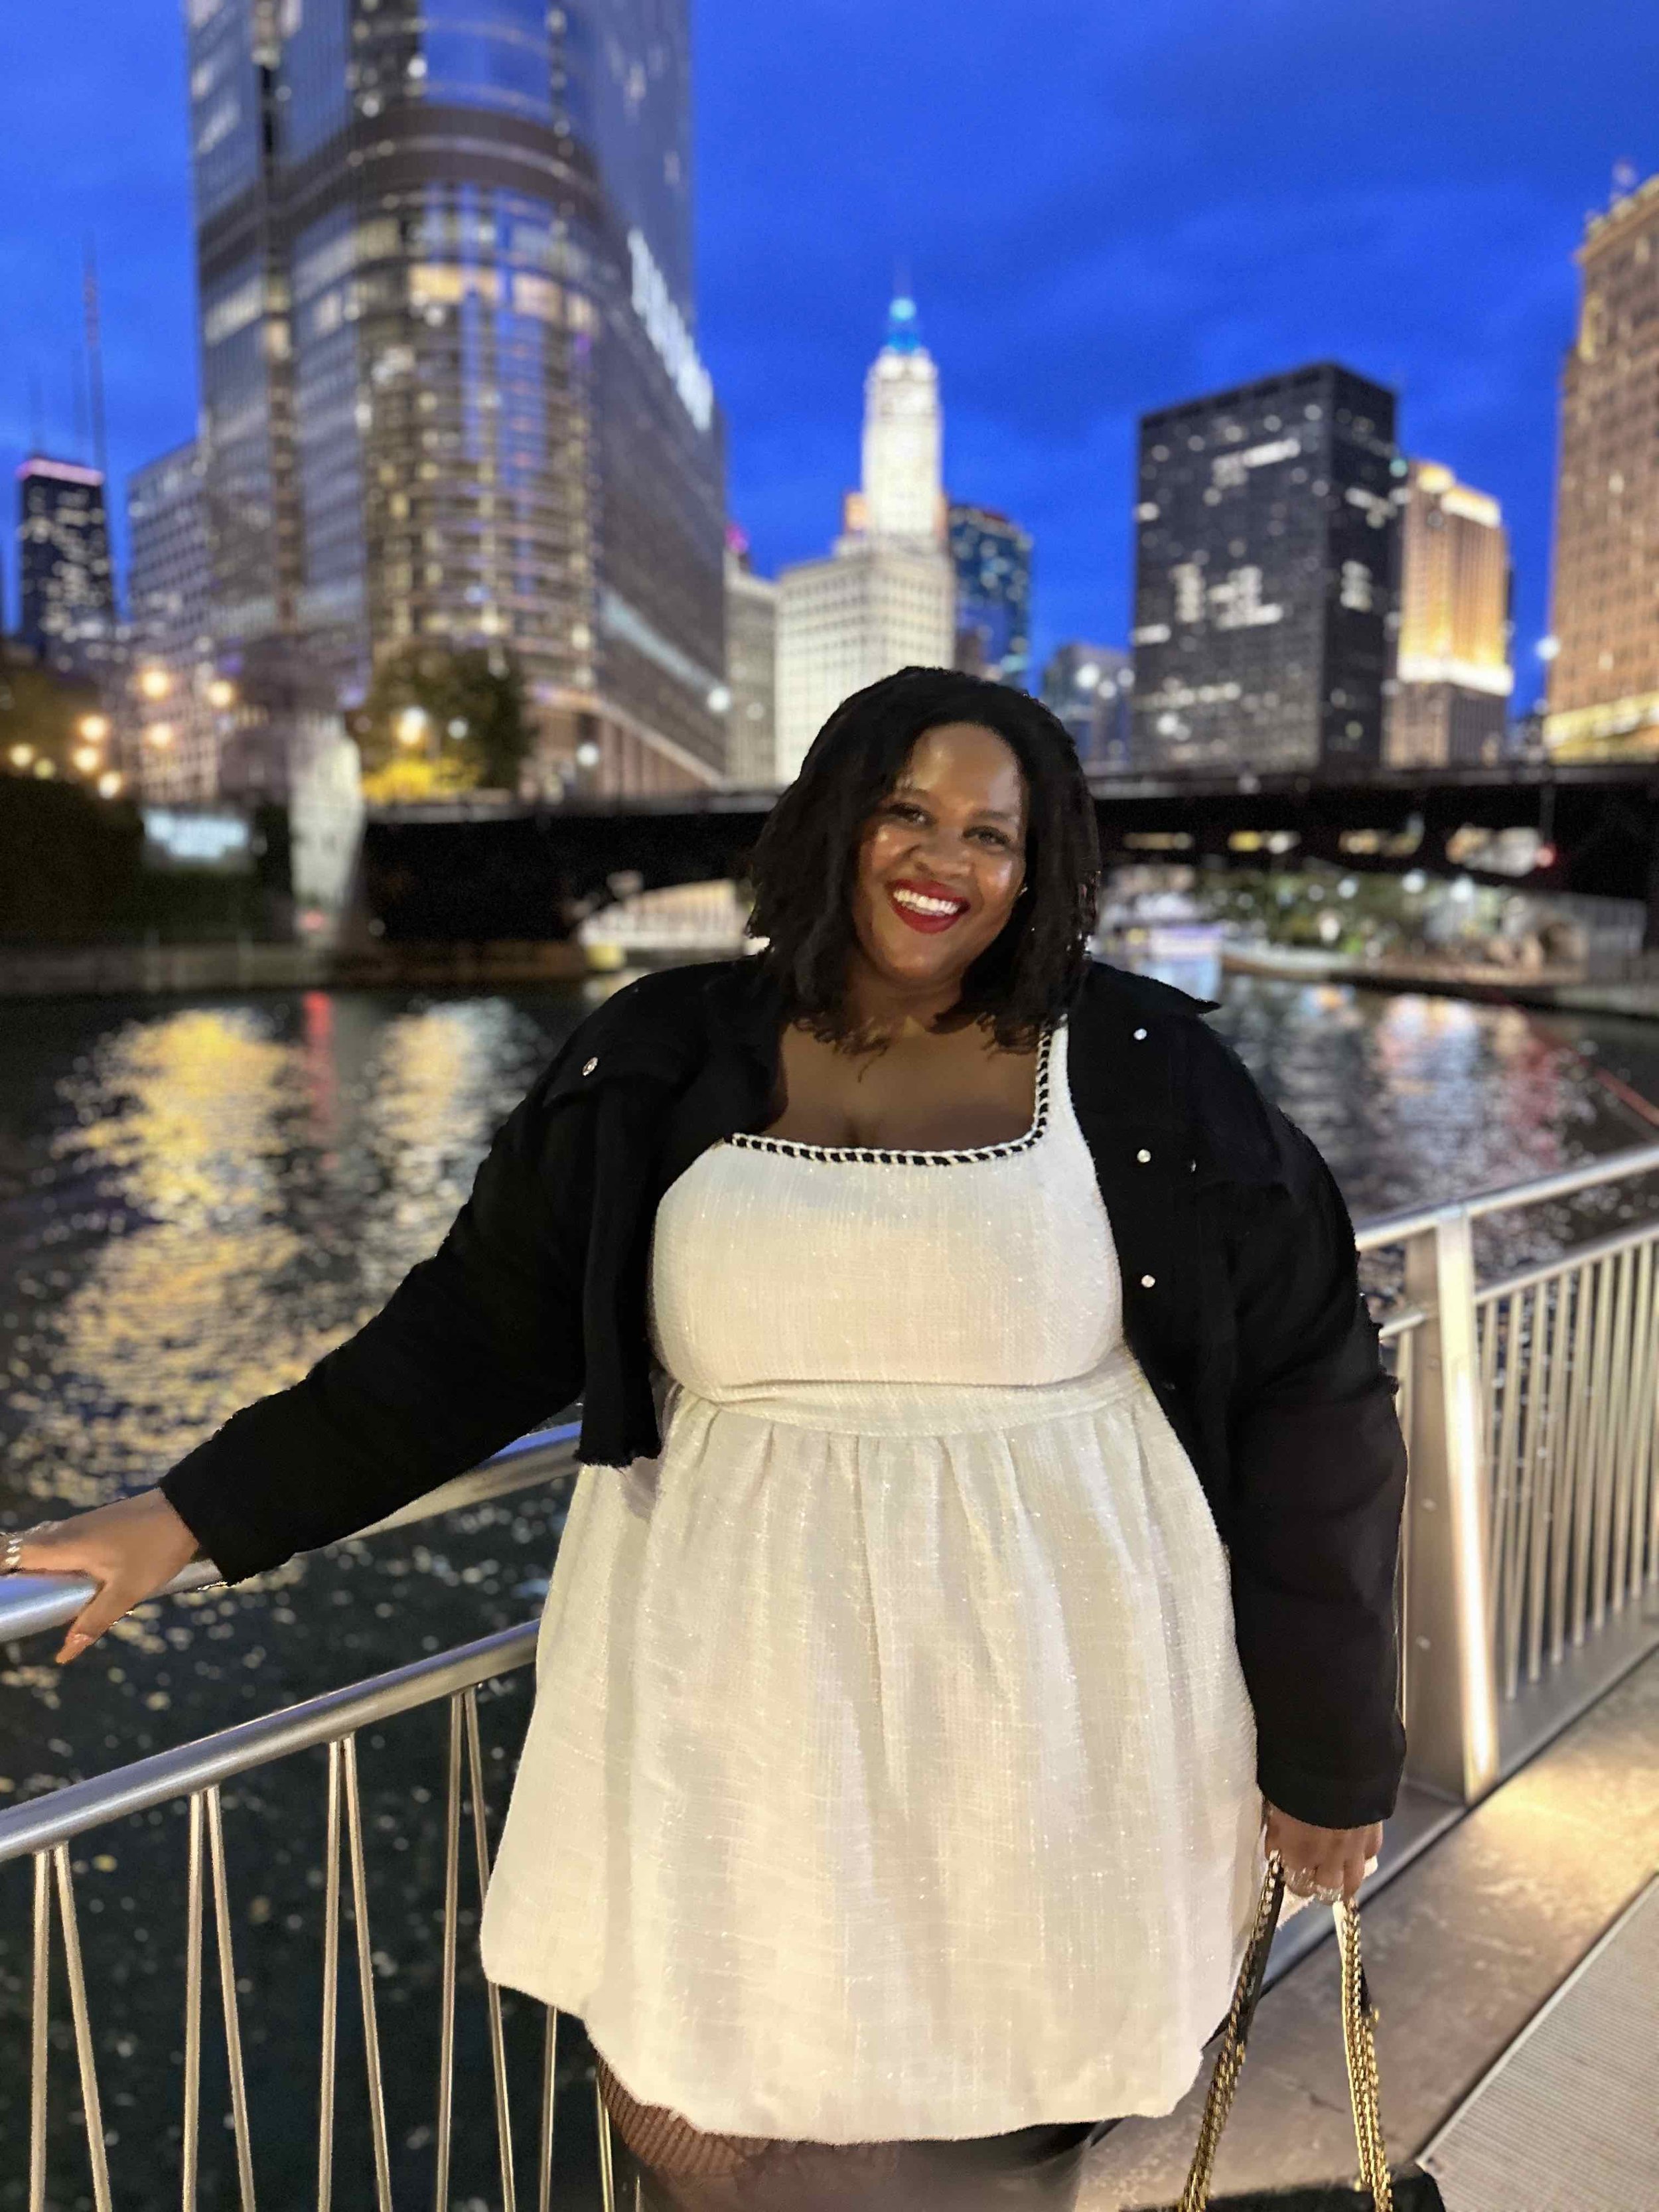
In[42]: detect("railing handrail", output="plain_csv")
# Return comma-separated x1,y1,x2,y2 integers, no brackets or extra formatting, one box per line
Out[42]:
0,1621,538,1864
1356,1135,1659,1251
0,1424,578,1644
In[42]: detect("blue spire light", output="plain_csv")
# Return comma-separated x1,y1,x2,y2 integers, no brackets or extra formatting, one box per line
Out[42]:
886,292,921,353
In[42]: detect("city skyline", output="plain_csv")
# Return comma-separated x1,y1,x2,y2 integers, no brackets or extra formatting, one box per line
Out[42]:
0,0,1654,695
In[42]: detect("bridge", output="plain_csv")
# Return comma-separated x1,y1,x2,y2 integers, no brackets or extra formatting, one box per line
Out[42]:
3,1143,1658,2205
356,760,1659,943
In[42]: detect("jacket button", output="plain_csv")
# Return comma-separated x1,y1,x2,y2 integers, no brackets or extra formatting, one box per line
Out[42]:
1136,1148,1151,1163
1133,1027,1148,1041
1140,1273,1157,1289
582,1056,599,1075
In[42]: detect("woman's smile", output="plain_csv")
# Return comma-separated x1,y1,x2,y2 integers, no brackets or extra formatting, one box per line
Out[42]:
887,876,972,932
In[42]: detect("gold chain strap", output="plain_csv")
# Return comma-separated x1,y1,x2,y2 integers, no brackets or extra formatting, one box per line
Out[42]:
1336,1899,1392,2210
1177,1853,1394,2210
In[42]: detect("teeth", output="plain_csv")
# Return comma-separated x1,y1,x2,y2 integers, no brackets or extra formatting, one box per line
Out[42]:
892,888,964,917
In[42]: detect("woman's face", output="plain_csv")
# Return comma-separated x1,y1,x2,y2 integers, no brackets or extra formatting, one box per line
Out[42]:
849,721,1029,997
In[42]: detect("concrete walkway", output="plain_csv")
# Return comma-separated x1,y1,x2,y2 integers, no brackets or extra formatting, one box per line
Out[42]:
1078,1639,1659,2207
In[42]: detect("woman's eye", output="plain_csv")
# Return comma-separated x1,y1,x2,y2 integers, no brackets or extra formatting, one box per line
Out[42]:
972,827,1012,848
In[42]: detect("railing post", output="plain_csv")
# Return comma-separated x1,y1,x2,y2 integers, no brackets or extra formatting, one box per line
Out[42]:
1401,1206,1502,1802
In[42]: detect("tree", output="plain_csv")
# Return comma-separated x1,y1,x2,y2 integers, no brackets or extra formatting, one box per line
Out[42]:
352,644,532,801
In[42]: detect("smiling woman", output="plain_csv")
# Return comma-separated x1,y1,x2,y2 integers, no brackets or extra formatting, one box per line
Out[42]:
7,666,1406,2211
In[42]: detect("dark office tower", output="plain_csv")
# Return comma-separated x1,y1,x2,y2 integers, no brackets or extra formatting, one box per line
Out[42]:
16,456,117,680
948,504,1032,685
1131,363,1403,773
185,0,726,796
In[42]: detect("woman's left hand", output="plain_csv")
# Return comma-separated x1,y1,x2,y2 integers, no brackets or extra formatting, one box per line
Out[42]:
1263,1803,1381,1903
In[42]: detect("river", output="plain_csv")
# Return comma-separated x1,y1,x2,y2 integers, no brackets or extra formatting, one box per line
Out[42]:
3,966,1659,2205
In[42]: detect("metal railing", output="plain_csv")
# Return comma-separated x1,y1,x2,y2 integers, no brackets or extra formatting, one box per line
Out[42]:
1358,1137,1659,1801
7,1144,1659,2203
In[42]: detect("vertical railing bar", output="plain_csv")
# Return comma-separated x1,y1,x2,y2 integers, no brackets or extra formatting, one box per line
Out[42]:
1506,1286,1541,1687
463,1686,518,2212
1631,1240,1659,1598
1615,1240,1656,1607
52,1843,113,2212
1494,1293,1528,1697
1572,1258,1613,1644
595,2076,617,2212
1591,1248,1633,1632
182,1792,206,2212
538,2007,558,2212
1557,1265,1601,1663
1523,1278,1560,1685
205,1787,258,2211
317,1739,343,2212
1392,1327,1413,1720
1544,1268,1581,1670
1605,1244,1641,1614
30,1850,50,2212
435,1695,463,2212
341,1733,395,2212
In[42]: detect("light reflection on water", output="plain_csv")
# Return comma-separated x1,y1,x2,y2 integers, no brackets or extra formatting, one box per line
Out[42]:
4,971,1659,2202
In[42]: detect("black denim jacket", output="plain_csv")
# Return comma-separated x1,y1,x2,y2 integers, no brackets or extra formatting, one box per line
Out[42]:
161,957,1407,1829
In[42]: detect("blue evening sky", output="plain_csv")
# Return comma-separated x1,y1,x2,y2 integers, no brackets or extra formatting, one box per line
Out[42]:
2,0,1656,700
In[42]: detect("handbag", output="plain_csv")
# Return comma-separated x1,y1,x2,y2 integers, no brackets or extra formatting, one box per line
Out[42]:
1164,1855,1447,2210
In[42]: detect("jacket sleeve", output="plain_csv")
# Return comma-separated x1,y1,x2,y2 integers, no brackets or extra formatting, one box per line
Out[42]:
1222,1116,1408,1830
158,1046,593,1585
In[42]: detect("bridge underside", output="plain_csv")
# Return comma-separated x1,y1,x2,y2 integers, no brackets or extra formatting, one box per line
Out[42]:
358,763,1659,942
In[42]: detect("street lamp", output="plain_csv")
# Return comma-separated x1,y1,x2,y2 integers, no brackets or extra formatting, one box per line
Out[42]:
72,746,101,773
206,677,237,709
77,713,111,743
7,744,34,769
96,771,123,798
146,722,175,749
138,666,172,701
395,705,431,749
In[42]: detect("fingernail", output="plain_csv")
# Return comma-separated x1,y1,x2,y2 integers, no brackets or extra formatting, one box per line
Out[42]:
56,1631,92,1666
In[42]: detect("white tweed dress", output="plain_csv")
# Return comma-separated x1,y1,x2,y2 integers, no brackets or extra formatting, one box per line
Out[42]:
479,1019,1267,2141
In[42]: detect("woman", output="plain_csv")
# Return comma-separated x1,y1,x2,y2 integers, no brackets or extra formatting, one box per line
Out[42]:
4,668,1406,2211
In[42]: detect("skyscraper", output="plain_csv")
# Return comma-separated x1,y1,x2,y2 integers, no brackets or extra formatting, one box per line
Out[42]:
723,526,778,786
15,456,117,681
125,441,220,798
1131,362,1403,773
1386,459,1512,768
1041,644,1132,771
775,296,955,778
1546,171,1659,755
949,504,1032,685
185,0,726,796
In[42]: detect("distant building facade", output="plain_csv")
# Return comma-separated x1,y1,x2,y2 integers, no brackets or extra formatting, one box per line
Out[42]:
183,0,725,797
776,296,955,778
1546,171,1659,755
1131,362,1403,773
949,503,1032,684
724,526,778,786
1385,459,1512,768
125,441,222,799
1041,643,1133,771
15,456,117,682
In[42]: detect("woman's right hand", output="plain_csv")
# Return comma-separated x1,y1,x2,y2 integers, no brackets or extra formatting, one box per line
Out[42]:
6,1491,205,1666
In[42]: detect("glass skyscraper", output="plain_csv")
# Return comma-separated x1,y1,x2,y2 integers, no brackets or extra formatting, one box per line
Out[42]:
15,457,117,682
948,504,1031,686
1131,362,1403,773
186,0,726,794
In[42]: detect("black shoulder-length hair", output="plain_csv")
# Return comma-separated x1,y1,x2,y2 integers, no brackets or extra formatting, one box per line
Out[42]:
747,666,1101,1050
